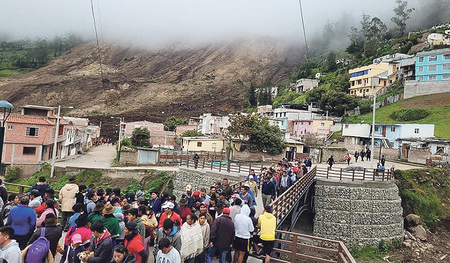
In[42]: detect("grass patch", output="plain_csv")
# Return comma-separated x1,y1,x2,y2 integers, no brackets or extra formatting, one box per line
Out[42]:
351,238,402,260
395,168,450,225
343,94,450,139
329,130,342,141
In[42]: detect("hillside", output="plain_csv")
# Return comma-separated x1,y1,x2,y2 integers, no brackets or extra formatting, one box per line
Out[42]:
344,93,450,139
0,38,302,136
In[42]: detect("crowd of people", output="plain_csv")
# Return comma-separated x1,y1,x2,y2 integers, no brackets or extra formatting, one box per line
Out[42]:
0,158,311,263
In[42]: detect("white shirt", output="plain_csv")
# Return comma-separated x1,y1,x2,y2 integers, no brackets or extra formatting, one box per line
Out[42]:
156,247,181,263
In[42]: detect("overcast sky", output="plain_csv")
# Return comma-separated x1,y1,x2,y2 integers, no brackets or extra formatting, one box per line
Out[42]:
0,0,423,48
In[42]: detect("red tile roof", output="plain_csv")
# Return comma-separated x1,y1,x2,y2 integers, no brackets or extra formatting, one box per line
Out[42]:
7,115,55,125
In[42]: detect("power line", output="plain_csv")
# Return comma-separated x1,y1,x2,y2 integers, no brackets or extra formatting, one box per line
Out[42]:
90,0,104,80
298,0,309,60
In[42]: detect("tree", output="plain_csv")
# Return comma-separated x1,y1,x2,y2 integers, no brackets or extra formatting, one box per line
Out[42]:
181,130,203,137
326,51,337,72
131,128,152,147
318,90,359,116
346,26,364,58
163,116,187,131
227,114,285,155
247,81,257,107
391,0,415,38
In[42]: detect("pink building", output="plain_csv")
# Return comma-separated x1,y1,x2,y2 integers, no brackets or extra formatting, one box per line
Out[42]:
122,121,176,148
3,105,68,175
292,120,313,137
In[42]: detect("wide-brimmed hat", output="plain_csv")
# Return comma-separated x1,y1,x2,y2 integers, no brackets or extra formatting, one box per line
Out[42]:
93,203,104,212
103,204,114,214
178,199,187,206
122,203,132,213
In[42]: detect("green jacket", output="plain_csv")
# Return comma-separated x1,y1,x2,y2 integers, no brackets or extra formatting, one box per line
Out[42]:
102,215,121,237
88,213,102,224
135,217,146,243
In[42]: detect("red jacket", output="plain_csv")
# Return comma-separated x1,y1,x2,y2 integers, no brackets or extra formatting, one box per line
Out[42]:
124,233,145,263
158,211,182,228
35,202,57,216
180,207,191,222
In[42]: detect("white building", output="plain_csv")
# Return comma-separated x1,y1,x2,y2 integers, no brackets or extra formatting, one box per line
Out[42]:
293,79,319,93
195,113,230,135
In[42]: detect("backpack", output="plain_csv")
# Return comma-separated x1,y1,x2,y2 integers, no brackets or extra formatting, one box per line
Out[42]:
25,227,50,263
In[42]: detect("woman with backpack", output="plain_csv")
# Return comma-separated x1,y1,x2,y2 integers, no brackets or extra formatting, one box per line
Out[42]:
26,213,62,259
37,200,58,228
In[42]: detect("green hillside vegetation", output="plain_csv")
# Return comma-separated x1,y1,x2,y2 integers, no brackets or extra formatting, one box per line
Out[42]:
344,93,450,139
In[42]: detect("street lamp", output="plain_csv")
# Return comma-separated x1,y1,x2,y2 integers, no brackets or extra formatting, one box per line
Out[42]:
111,117,124,163
370,77,379,170
0,100,13,175
50,105,73,178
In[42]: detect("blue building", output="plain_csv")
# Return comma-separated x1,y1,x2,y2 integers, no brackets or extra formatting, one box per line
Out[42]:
415,48,450,81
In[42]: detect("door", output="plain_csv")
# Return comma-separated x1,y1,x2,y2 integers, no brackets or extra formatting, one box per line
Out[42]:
139,150,157,164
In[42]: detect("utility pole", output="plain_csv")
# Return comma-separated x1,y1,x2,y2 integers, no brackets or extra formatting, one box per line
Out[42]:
50,105,61,178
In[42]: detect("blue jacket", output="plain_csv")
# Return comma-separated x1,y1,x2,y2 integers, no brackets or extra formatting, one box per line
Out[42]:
151,198,162,214
262,181,276,196
7,205,36,235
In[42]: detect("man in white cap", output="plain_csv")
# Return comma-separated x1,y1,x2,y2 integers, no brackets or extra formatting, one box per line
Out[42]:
184,185,193,199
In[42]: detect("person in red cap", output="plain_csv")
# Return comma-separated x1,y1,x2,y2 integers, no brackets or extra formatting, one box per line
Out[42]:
188,191,201,211
206,207,234,263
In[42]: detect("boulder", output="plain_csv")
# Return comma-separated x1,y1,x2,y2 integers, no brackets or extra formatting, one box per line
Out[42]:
409,225,427,241
405,214,421,227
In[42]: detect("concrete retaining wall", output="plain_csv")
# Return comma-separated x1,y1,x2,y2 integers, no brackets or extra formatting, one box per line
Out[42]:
313,178,404,248
404,81,450,99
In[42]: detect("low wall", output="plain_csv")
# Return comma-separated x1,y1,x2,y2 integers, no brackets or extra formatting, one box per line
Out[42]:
232,150,284,162
174,167,242,197
404,81,450,99
55,166,175,180
313,178,404,248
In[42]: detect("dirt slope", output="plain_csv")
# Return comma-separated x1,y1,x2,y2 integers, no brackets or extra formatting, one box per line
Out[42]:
0,37,302,130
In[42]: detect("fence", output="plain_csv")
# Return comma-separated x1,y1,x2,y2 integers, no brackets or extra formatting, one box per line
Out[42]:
270,167,317,223
316,167,394,181
271,230,356,263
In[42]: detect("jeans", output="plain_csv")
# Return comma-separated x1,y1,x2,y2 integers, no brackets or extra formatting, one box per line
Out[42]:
262,194,272,206
14,233,32,250
60,211,74,231
206,247,228,263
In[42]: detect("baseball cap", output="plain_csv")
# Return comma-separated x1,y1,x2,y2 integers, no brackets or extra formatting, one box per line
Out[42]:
186,185,192,191
193,191,200,196
162,202,174,209
223,207,231,214
72,234,82,244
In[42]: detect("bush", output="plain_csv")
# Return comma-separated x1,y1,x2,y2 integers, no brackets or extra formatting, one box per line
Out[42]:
5,167,22,182
400,189,442,222
390,109,430,121
121,137,132,147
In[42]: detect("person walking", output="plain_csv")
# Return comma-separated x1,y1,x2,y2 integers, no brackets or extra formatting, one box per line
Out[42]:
123,221,147,263
381,155,386,166
180,213,203,263
257,206,276,263
6,196,36,250
327,155,335,170
30,176,51,199
0,226,21,263
59,177,79,231
354,151,359,162
206,207,234,263
233,205,254,263
366,149,371,161
345,153,351,166
360,149,365,161
261,176,276,207
155,238,181,263
27,213,62,257
278,172,292,195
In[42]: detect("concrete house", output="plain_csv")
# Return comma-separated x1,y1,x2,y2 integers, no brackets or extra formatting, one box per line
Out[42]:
181,137,226,152
293,79,319,93
3,105,69,175
415,48,450,82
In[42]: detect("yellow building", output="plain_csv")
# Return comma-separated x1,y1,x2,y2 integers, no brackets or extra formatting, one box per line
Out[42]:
312,119,334,138
349,62,398,97
181,137,225,152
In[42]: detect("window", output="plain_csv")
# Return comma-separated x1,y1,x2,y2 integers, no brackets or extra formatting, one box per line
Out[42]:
419,57,424,62
429,55,437,61
366,89,370,93
436,146,445,154
429,65,437,71
443,63,450,70
391,127,396,132
375,126,379,132
212,143,216,149
429,75,437,81
414,128,419,134
196,142,202,147
359,89,362,93
23,147,36,155
444,54,450,60
26,127,39,137
418,66,423,72
321,122,325,127
7,126,12,130
443,74,450,80
357,80,362,85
